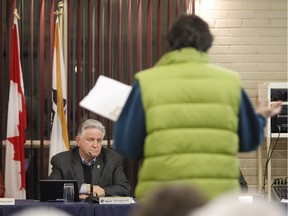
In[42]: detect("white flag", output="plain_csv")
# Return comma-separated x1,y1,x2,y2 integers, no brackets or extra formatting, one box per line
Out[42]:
49,18,69,174
5,16,27,199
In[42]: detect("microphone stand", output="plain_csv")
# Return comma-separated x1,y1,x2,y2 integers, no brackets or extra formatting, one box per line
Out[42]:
89,162,93,216
85,163,94,204
85,154,99,203
89,163,93,204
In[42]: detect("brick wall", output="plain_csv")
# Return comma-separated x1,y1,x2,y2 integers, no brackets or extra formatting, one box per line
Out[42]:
199,0,287,195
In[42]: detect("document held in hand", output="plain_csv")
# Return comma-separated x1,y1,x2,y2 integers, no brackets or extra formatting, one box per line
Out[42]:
79,75,132,121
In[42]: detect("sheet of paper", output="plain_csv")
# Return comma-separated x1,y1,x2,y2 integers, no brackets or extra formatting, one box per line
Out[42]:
79,75,132,121
0,198,15,205
99,197,134,204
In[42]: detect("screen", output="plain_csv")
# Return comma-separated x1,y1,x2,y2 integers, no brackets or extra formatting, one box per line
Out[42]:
39,179,79,202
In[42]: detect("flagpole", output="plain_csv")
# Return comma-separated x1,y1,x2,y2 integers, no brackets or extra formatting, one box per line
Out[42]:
63,0,68,86
55,1,64,36
13,9,20,20
54,0,67,116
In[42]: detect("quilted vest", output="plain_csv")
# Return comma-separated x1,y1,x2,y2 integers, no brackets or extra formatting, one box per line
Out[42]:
135,48,241,201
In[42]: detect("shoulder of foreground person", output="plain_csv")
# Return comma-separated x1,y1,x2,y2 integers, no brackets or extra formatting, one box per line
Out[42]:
189,192,286,216
132,185,208,216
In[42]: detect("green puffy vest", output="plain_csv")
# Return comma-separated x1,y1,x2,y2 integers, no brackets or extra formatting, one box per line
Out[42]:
135,48,241,201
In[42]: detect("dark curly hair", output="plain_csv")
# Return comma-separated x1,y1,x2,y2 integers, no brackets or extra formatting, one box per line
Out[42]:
167,14,213,52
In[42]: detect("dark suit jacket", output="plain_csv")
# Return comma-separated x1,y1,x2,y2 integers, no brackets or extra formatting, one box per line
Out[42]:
0,171,4,197
48,147,131,197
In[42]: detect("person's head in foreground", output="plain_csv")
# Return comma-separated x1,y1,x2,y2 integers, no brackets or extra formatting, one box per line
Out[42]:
11,207,72,216
189,192,286,216
132,185,208,216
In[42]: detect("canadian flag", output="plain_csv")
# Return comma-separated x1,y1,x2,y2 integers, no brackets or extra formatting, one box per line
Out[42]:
5,16,27,199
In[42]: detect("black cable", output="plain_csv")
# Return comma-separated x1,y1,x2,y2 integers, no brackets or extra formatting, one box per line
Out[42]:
260,135,279,194
259,127,281,195
260,136,273,195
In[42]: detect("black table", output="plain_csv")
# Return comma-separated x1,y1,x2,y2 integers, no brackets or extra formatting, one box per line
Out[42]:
0,200,137,216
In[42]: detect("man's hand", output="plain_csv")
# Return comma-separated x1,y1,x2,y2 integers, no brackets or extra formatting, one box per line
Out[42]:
79,194,89,200
256,100,282,118
93,185,105,197
79,184,105,199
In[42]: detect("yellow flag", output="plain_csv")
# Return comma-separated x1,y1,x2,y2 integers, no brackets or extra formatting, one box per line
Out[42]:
49,18,69,175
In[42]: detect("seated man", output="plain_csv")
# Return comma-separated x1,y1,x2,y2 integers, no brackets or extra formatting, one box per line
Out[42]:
49,119,131,199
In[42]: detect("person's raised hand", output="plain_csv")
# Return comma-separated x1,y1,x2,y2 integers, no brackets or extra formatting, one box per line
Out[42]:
255,99,282,118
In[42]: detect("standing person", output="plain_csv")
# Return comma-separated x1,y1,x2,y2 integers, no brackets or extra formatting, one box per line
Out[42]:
113,14,282,201
49,119,131,198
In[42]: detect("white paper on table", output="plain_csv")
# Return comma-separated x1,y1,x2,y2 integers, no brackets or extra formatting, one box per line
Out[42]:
79,75,132,121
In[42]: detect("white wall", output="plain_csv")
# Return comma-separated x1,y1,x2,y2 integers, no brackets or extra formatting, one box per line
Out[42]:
198,0,287,194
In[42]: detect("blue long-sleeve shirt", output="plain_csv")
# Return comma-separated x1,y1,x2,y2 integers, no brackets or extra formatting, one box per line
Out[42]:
114,81,266,160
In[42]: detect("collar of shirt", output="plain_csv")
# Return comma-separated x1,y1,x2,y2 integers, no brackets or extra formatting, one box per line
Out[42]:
80,154,96,166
